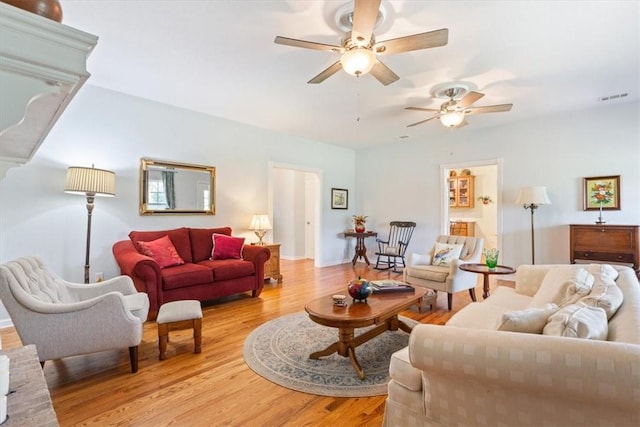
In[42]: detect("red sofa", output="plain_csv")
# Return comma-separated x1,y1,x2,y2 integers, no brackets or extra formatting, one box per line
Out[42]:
112,227,270,319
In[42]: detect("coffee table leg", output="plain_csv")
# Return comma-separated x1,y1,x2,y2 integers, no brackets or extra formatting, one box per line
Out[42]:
347,346,365,380
309,342,339,360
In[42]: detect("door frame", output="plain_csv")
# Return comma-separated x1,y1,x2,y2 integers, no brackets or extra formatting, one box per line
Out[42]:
440,158,504,251
269,161,323,267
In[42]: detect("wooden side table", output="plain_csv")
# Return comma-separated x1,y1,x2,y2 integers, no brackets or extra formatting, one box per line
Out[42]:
260,243,283,283
458,263,515,299
343,231,378,266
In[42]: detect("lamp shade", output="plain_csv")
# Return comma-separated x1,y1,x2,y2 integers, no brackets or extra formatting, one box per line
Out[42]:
249,214,272,231
340,47,375,76
515,186,551,206
439,111,465,127
65,166,116,196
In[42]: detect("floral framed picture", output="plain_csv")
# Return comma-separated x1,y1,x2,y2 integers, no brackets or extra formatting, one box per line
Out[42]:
331,188,348,209
583,175,621,211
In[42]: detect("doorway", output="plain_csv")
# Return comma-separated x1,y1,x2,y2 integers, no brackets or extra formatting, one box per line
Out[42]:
441,159,503,252
270,162,322,266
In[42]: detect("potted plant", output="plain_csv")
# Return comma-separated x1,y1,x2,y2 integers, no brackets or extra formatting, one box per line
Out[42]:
352,215,367,233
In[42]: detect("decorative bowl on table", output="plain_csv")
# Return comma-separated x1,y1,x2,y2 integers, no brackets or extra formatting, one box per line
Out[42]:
348,277,372,303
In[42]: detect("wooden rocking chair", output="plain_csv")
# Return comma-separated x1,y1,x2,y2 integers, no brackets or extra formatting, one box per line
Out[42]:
374,221,416,272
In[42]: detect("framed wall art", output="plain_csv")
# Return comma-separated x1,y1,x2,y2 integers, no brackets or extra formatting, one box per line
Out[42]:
331,188,348,209
583,175,620,211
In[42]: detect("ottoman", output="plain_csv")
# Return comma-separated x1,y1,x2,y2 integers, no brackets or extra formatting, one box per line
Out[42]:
157,300,203,360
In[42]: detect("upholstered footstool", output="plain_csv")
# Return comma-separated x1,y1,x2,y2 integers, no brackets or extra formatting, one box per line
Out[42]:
157,300,202,360
418,289,437,312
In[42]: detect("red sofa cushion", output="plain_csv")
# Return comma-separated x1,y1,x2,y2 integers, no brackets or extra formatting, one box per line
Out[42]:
197,259,255,281
136,235,185,268
211,234,245,260
189,227,232,262
160,263,214,290
129,227,193,263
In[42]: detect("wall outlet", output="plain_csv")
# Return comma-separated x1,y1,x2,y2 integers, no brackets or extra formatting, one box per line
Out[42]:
94,272,104,282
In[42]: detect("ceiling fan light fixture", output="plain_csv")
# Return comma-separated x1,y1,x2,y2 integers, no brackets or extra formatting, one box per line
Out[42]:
440,111,465,127
340,47,375,76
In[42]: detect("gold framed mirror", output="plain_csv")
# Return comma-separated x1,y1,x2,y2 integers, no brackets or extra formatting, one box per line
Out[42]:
140,158,215,215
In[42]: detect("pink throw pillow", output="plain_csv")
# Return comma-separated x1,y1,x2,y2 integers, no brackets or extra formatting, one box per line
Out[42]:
137,235,185,268
211,233,245,260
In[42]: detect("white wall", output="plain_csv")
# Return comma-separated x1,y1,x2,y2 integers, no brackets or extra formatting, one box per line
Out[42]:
0,85,356,287
356,101,640,268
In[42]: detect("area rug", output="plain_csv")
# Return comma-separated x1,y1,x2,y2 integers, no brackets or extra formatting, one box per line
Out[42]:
243,312,416,397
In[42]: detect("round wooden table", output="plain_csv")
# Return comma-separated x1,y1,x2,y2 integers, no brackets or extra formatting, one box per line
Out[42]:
343,231,378,266
458,263,515,299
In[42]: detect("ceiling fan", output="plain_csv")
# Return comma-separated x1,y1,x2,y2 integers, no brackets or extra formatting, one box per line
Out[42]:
406,86,513,128
274,0,448,85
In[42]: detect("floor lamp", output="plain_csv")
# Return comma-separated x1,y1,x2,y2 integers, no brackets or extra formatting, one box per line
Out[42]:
516,186,551,264
65,165,116,283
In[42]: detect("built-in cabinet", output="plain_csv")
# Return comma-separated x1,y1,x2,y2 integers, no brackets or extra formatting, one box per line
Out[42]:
450,221,474,237
569,224,639,271
449,175,475,208
0,3,97,179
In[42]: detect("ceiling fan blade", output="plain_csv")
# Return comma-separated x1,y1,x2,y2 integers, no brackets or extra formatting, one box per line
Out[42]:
457,91,484,108
405,106,441,113
407,115,439,128
352,0,381,45
375,29,448,55
307,61,343,84
274,36,342,52
370,60,399,86
465,104,513,114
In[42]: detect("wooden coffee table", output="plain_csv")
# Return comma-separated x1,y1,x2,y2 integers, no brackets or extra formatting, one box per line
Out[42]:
304,287,427,380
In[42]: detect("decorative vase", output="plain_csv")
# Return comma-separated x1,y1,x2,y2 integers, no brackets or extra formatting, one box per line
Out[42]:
355,224,365,233
3,0,63,22
484,248,499,270
348,277,372,303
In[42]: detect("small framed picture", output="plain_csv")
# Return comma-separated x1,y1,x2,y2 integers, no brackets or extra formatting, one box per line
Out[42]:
331,188,348,210
583,175,621,211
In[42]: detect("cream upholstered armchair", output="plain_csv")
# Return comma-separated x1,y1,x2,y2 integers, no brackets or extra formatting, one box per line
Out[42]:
403,235,484,310
0,256,149,372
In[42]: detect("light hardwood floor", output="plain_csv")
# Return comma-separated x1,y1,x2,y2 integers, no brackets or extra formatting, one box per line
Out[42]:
1,259,484,427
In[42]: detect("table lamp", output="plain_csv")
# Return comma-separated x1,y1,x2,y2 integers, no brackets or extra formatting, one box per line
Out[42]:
249,214,272,246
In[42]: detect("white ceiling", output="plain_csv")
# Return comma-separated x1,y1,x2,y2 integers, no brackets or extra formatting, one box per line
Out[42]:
59,1,639,150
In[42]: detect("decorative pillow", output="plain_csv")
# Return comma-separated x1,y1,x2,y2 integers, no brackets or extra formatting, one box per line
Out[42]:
542,303,608,340
432,243,463,267
211,233,245,260
137,235,185,269
495,303,559,334
411,253,431,266
579,275,623,320
528,267,594,308
585,263,619,281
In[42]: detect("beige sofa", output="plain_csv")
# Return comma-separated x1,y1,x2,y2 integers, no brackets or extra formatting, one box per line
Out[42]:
384,264,640,427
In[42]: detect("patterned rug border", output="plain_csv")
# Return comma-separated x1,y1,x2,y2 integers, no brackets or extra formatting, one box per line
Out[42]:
243,311,416,397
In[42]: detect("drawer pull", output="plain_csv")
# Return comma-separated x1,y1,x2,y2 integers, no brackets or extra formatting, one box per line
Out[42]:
583,253,590,257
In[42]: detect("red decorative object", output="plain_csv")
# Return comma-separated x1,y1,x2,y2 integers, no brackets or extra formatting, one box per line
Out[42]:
355,224,365,233
3,0,63,22
347,276,372,302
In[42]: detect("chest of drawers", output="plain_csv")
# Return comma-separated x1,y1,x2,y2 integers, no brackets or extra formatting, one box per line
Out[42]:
569,224,639,270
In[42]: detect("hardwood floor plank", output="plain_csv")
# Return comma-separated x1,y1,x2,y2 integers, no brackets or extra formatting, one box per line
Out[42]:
0,259,483,426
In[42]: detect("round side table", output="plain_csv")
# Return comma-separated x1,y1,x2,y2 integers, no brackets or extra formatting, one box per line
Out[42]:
458,263,515,299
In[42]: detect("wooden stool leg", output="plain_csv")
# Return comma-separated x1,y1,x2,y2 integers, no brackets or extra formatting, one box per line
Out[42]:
193,318,202,354
158,323,169,360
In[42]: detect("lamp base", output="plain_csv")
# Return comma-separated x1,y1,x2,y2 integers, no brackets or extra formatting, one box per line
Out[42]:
595,220,607,225
254,230,267,246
